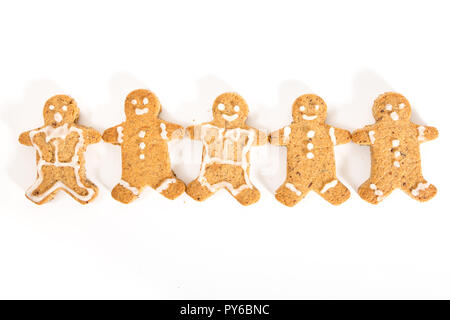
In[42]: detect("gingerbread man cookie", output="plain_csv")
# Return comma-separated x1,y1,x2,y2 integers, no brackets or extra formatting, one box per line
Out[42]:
103,89,185,203
352,92,438,204
186,92,267,205
270,94,351,206
19,95,101,204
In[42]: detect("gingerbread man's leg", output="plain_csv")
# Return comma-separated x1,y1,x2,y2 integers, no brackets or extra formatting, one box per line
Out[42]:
154,175,185,200
401,168,437,202
316,178,350,205
60,167,97,204
358,175,394,204
186,178,215,201
275,180,309,207
111,178,141,204
231,173,260,206
26,165,58,204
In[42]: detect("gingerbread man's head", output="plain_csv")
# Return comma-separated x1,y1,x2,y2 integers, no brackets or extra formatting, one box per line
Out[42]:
212,93,249,126
372,92,411,122
124,89,161,121
43,95,79,126
292,94,327,124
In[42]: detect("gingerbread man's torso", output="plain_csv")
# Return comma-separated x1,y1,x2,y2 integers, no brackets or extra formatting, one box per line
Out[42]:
365,122,422,185
197,124,255,194
116,120,173,187
285,123,337,186
30,124,85,165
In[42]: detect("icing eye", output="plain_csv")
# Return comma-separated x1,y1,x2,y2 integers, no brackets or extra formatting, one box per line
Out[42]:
62,105,68,111
49,105,55,110
218,103,225,111
143,97,149,105
399,103,405,109
299,106,306,112
386,104,392,111
131,99,137,105
234,105,240,112
315,105,320,110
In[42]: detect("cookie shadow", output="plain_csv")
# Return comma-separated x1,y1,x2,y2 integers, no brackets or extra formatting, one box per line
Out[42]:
169,75,234,183
255,80,313,193
95,73,149,190
1,80,64,191
334,69,395,191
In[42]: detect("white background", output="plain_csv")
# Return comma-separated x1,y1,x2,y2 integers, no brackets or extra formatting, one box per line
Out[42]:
0,0,449,299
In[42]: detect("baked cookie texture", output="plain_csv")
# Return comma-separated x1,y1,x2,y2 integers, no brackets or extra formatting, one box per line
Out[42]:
270,94,351,206
186,92,267,205
19,95,101,204
103,89,185,203
352,92,438,204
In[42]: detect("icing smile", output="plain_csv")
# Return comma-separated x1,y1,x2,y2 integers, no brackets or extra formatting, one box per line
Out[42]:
302,115,317,120
222,114,238,122
135,107,149,115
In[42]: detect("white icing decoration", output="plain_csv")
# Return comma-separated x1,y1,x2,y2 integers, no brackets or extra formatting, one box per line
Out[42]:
320,179,338,193
117,126,124,143
300,106,306,112
390,111,399,121
49,105,55,110
386,104,392,111
139,154,145,160
62,105,67,111
131,99,137,105
307,143,314,150
307,152,314,159
139,142,145,149
197,124,255,195
307,130,315,138
283,126,291,144
26,124,95,203
399,103,405,109
218,103,225,111
418,126,426,141
143,97,149,105
138,130,146,138
411,182,430,197
119,179,139,195
302,115,317,120
234,105,240,112
135,107,149,115
394,161,400,168
369,130,375,144
222,114,238,122
394,151,401,158
392,139,400,147
315,105,320,110
369,184,384,202
156,178,176,193
285,183,301,196
54,112,63,123
160,123,168,140
329,127,336,145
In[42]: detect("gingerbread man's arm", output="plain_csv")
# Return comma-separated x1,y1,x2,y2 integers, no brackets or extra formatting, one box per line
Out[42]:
19,130,34,146
269,126,290,146
327,125,351,145
249,127,267,146
186,124,204,140
76,125,101,145
102,123,124,145
159,120,185,141
415,124,438,143
352,126,374,145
